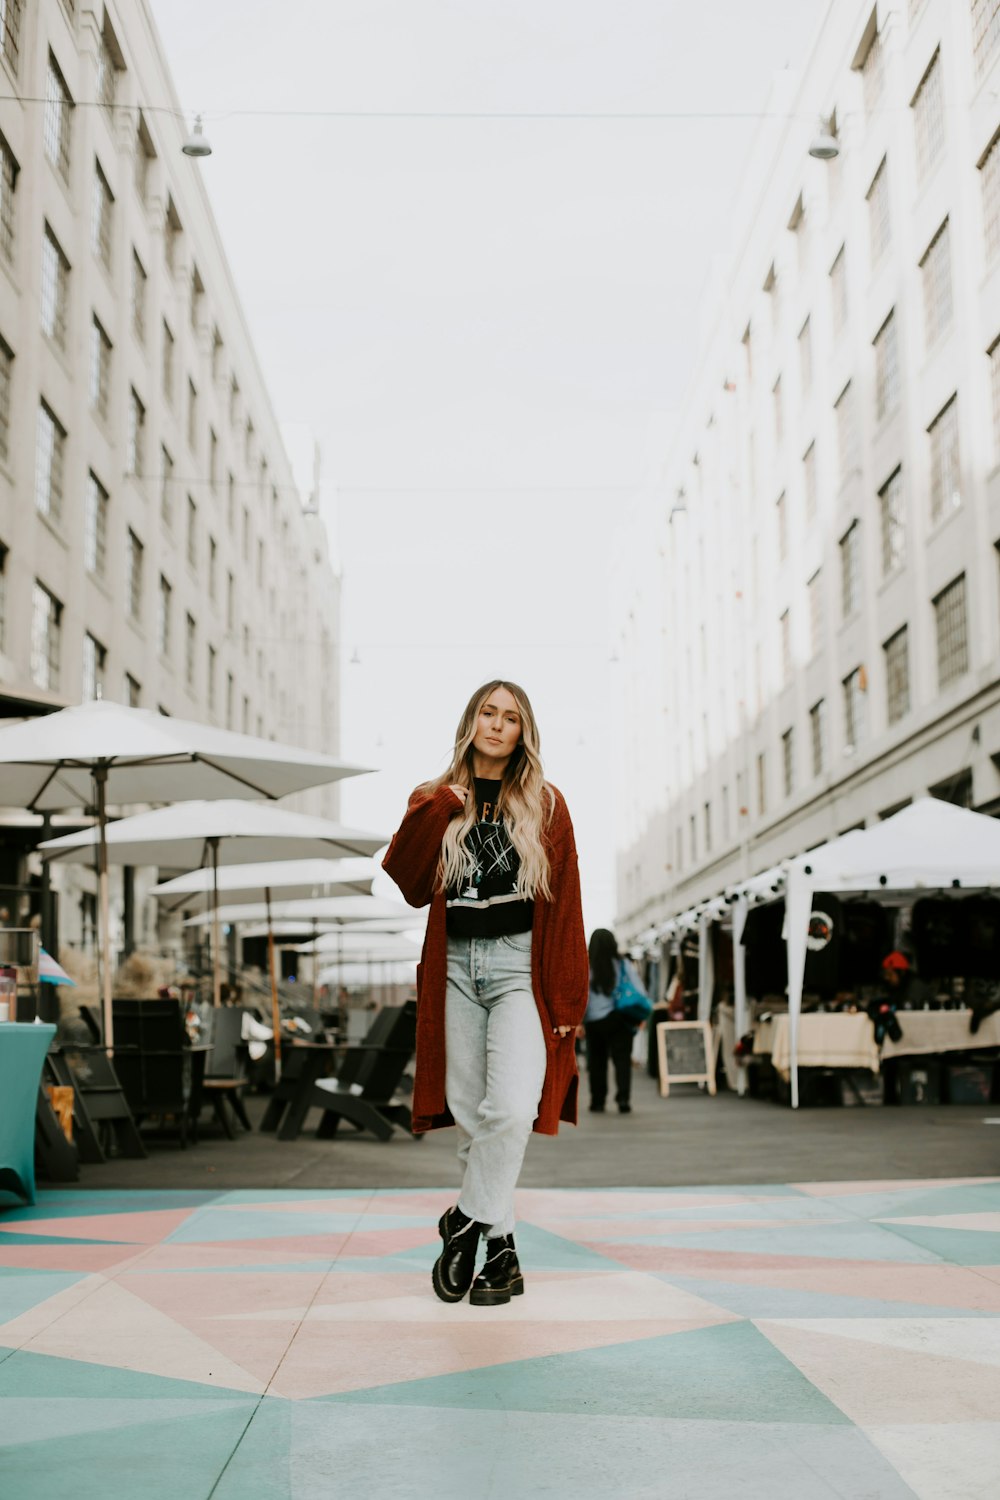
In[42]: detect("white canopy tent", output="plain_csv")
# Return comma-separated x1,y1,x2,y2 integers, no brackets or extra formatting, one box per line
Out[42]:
781,798,1000,1108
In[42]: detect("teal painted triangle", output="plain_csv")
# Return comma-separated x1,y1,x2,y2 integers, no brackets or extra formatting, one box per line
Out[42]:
653,1273,1000,1320
320,1320,851,1423
876,1222,1000,1266
0,1347,260,1401
0,1401,259,1500
21,1189,224,1219
829,1182,1000,1223
0,1231,133,1246
0,1272,87,1321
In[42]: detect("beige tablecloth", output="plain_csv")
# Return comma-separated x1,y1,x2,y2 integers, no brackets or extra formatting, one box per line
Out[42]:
769,1012,880,1080
880,1008,1000,1060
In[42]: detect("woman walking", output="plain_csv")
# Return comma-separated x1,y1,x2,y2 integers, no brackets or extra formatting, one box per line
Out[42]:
383,679,588,1307
584,928,642,1114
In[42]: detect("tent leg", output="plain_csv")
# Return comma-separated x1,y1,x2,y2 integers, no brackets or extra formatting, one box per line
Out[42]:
94,767,113,1055
210,838,221,1008
266,886,282,1081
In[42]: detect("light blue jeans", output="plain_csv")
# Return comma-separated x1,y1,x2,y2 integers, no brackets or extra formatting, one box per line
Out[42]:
445,931,547,1237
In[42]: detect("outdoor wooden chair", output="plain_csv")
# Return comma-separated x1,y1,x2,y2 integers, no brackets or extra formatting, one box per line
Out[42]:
201,1006,253,1138
277,1001,417,1142
109,998,205,1149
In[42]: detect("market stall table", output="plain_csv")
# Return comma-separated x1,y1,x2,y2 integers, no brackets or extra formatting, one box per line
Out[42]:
0,1022,56,1204
880,1008,1000,1060
769,1012,879,1080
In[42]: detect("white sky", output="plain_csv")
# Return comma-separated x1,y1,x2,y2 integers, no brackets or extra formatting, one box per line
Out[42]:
152,0,828,931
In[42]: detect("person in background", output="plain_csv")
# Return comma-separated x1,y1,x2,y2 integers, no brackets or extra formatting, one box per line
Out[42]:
383,679,588,1308
881,950,933,1008
584,928,643,1114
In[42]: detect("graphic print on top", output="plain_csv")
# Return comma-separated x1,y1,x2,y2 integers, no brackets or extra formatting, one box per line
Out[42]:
445,778,534,938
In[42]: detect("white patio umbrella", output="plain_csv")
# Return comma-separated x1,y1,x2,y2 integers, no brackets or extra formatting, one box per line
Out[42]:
0,699,369,1049
181,895,423,1005
151,859,375,913
40,797,387,1068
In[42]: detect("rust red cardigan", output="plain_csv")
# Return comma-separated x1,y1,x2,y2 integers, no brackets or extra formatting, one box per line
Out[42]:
382,782,589,1135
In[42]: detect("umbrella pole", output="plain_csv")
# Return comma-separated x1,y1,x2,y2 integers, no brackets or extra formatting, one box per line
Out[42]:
265,886,282,1081
312,918,319,1008
210,838,222,1008
94,766,114,1054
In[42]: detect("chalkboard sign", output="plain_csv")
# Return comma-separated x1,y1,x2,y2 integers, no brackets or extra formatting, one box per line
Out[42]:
656,1021,716,1099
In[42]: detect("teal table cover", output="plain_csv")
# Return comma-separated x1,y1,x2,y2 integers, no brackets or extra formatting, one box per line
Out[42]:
0,1022,56,1205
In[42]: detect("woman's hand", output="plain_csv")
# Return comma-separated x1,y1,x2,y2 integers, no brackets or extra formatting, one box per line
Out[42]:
448,784,468,804
552,1025,574,1038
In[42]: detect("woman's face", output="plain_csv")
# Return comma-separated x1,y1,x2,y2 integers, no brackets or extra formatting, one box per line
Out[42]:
472,686,522,772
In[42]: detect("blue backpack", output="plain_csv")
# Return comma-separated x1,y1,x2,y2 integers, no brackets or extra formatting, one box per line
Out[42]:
612,958,653,1023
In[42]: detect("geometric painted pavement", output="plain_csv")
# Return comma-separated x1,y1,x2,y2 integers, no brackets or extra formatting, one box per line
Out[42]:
1,1180,999,1499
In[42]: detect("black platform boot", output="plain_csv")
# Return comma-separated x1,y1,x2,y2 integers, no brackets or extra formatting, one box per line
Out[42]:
470,1234,524,1306
432,1205,487,1303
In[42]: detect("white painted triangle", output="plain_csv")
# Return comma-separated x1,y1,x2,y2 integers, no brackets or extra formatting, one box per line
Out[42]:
0,1273,108,1348
876,1212,1000,1234
864,1423,1000,1500
217,1271,738,1326
22,1279,265,1393
756,1317,1000,1370
2,1396,252,1448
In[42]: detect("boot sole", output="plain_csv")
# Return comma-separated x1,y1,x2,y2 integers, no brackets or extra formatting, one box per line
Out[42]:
470,1275,525,1307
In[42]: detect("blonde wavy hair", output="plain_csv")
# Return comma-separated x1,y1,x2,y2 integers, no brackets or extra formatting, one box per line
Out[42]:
424,679,555,901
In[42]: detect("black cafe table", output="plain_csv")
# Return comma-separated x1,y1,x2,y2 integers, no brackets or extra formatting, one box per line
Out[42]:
259,1040,340,1141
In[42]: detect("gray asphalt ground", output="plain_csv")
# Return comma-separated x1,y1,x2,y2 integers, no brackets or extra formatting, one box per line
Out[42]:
52,1063,1000,1193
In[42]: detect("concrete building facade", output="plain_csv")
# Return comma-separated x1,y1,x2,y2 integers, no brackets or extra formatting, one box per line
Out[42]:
615,0,1000,941
0,1,342,957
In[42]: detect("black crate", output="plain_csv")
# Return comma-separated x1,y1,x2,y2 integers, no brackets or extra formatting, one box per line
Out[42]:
838,1070,885,1107
944,1061,994,1104
890,1057,942,1105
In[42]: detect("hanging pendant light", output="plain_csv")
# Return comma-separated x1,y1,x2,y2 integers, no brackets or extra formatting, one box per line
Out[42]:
182,115,212,158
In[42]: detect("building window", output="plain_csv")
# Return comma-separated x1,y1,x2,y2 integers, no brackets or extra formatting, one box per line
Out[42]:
127,388,145,476
131,249,146,344
225,672,234,729
928,396,960,522
921,219,953,348
859,23,884,116
835,381,858,480
781,727,794,796
934,573,969,686
89,315,111,419
0,0,22,76
187,378,198,451
190,264,204,331
873,310,900,422
208,535,217,600
807,569,823,656
209,427,218,489
84,471,108,577
703,800,711,853
257,536,265,587
830,245,848,337
802,441,817,520
134,113,155,204
798,317,812,395
82,632,106,702
126,529,143,620
243,506,251,562
161,320,174,401
151,460,173,548
779,608,791,682
776,492,787,561
44,52,73,182
207,644,217,710
245,417,254,467
879,467,905,575
0,129,17,263
242,695,250,733
840,520,861,617
185,613,196,688
990,336,1000,461
972,0,1000,80
30,581,61,689
809,699,827,776
165,195,181,275
226,570,235,631
0,334,11,462
40,224,69,348
884,626,910,725
756,751,767,816
91,160,113,271
96,21,122,117
186,495,197,569
212,326,224,380
982,130,1000,267
764,262,778,334
912,49,944,185
229,375,240,425
867,157,891,267
124,673,141,708
772,376,783,444
843,667,866,751
35,401,65,522
158,574,171,657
